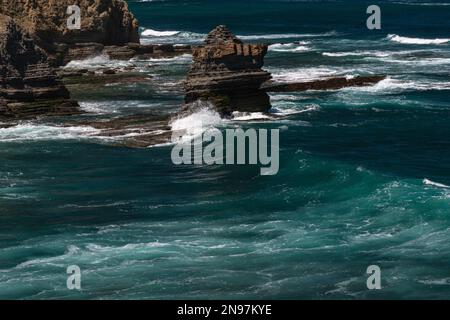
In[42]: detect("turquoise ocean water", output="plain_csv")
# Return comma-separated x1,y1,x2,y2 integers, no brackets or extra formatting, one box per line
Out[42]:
0,0,450,299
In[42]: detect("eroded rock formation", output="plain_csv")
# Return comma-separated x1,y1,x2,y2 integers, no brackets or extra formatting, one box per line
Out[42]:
185,26,387,115
0,0,141,65
185,25,272,115
0,14,79,118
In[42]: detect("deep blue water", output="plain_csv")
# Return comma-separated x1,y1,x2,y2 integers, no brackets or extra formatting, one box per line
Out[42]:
0,0,449,299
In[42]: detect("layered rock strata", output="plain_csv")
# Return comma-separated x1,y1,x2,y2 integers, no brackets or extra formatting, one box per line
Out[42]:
184,25,272,115
0,14,79,118
0,0,150,65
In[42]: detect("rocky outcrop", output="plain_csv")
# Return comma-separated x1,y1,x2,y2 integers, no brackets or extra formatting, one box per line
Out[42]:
0,14,79,119
0,0,140,65
62,43,191,65
184,25,272,115
184,26,388,116
263,75,387,92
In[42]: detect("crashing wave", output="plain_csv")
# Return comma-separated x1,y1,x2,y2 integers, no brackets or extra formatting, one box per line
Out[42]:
141,28,180,37
269,42,310,53
423,178,450,189
238,31,337,40
388,34,450,45
0,124,99,142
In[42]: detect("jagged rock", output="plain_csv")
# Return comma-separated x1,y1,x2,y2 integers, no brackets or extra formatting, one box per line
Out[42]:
0,0,139,45
64,43,106,64
185,25,272,115
0,14,80,119
0,0,140,65
102,69,116,75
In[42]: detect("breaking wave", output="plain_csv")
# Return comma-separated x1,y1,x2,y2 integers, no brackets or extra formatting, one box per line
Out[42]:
141,28,180,37
0,124,99,142
140,28,337,45
269,66,348,83
269,42,311,53
64,54,134,70
341,77,450,94
323,51,390,58
169,103,223,141
388,34,450,45
423,178,450,189
238,31,337,40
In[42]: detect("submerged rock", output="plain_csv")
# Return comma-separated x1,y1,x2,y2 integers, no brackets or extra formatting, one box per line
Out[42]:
185,25,272,115
0,14,80,119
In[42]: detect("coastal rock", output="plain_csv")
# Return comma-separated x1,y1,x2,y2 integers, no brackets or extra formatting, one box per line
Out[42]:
263,75,387,92
0,0,139,45
0,0,140,65
0,14,79,119
185,25,272,115
102,43,191,61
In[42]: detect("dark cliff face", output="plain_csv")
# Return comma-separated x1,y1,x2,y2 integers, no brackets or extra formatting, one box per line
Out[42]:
0,14,80,119
0,0,140,65
0,0,139,45
185,25,272,115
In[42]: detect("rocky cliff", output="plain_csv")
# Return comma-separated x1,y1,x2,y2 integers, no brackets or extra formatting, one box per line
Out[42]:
184,25,272,115
0,0,140,65
0,14,79,119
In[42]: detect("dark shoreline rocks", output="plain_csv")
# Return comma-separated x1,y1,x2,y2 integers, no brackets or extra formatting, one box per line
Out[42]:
0,14,80,119
263,75,387,92
62,43,192,66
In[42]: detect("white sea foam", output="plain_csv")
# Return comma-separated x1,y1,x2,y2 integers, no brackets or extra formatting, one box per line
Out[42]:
145,53,192,63
380,56,450,66
231,112,272,121
269,42,311,53
269,66,346,83
344,77,450,93
0,124,100,142
170,104,223,141
423,178,450,189
230,103,319,122
238,31,337,40
388,34,450,45
80,101,118,114
64,54,133,70
141,28,180,37
17,245,81,269
80,101,169,115
139,28,336,45
323,51,391,58
140,29,205,44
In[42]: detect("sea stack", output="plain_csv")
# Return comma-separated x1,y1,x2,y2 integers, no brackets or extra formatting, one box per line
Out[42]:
184,25,272,115
0,14,79,119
